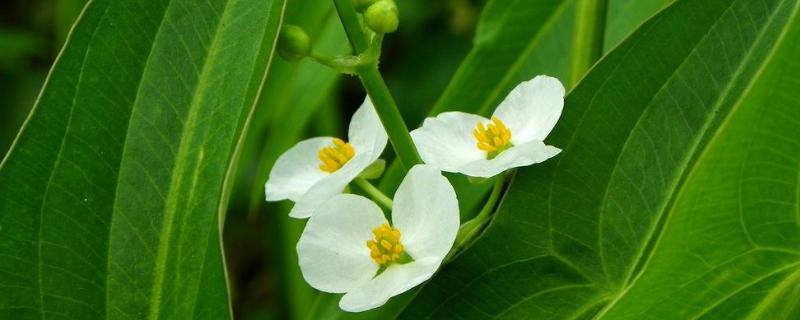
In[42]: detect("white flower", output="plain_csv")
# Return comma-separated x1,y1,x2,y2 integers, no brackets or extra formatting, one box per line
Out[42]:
296,165,459,312
410,75,564,178
265,97,387,218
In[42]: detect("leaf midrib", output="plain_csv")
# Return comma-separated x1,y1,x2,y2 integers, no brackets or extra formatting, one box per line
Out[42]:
594,0,800,317
690,262,800,320
572,0,777,286
743,266,800,320
144,0,236,318
540,0,794,312
98,0,175,317
544,18,650,282
598,0,766,286
796,161,800,233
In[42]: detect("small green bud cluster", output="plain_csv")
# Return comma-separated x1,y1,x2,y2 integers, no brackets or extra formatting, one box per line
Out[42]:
277,24,311,61
364,0,398,34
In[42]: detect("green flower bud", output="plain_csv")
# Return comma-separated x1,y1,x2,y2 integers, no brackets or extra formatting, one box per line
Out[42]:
364,1,399,34
353,0,377,12
277,25,311,61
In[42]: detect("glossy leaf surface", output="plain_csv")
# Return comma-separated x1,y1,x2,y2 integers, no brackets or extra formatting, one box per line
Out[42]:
402,0,800,318
0,0,286,318
429,0,574,116
604,0,674,51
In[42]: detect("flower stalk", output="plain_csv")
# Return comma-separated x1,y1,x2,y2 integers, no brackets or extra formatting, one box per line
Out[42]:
333,0,370,52
332,0,423,170
353,177,393,210
449,174,507,258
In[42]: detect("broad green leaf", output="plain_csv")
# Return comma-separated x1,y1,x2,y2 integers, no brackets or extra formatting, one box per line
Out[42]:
429,0,575,116
401,0,800,318
0,0,286,318
604,0,674,51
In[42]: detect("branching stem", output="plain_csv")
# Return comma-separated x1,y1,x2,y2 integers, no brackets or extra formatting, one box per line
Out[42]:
332,0,422,170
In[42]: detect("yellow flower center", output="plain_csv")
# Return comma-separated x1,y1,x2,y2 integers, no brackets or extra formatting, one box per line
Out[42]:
318,138,355,173
473,116,512,159
366,223,405,266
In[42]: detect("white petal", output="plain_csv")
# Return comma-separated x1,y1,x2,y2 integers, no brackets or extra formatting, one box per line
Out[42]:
410,112,487,173
457,140,561,178
348,97,388,164
289,152,373,218
288,99,387,218
265,137,332,202
296,194,386,294
493,75,565,143
391,165,459,261
339,257,442,312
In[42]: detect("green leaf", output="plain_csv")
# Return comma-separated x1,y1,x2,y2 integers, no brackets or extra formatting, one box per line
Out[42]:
0,0,286,318
54,0,88,44
570,0,607,87
401,0,800,318
429,0,575,116
604,0,674,51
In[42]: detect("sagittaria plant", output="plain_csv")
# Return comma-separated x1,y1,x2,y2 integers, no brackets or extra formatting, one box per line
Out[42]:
264,0,566,312
2,0,799,319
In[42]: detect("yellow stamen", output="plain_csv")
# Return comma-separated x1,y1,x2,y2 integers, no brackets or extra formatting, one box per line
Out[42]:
366,223,405,266
318,138,355,173
473,116,512,159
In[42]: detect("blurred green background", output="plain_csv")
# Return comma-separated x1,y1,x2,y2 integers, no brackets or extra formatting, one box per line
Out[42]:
1,0,86,154
1,0,483,318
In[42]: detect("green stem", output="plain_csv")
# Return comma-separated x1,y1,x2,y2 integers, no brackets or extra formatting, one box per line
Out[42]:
333,0,423,170
451,176,506,253
358,66,422,169
333,0,369,52
570,0,607,86
354,177,393,209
